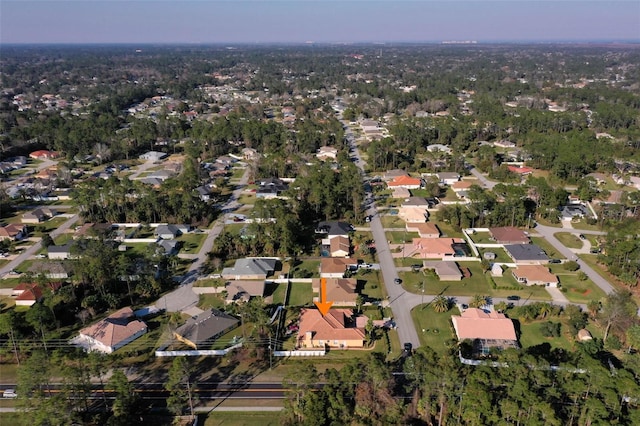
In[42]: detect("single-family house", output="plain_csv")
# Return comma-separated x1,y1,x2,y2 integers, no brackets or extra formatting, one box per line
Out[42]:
22,207,57,224
586,173,607,185
173,309,239,349
224,280,265,304
398,206,429,223
436,172,460,186
320,258,358,278
489,227,530,245
383,169,409,181
76,307,147,354
451,308,518,355
451,180,474,193
0,223,27,241
405,222,441,238
408,238,465,260
512,265,559,287
256,177,289,199
329,235,350,258
312,278,358,306
154,224,190,240
503,244,549,265
422,261,463,281
195,185,213,202
139,151,167,161
507,165,533,175
391,187,411,199
47,242,75,260
426,144,452,154
387,175,422,190
242,148,259,161
221,258,278,280
12,282,61,307
493,140,516,148
297,308,366,349
28,261,72,279
156,239,179,256
316,221,352,238
29,150,60,160
316,146,338,161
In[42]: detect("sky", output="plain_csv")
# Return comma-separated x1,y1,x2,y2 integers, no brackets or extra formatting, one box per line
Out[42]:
1,0,639,44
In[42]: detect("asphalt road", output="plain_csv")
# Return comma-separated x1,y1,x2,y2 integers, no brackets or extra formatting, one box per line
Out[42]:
343,120,421,348
533,224,615,294
0,213,79,277
469,166,498,189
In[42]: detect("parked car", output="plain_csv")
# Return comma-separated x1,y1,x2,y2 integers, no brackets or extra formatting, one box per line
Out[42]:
403,342,413,356
549,259,562,264
359,263,373,269
507,295,521,301
579,234,586,240
394,278,402,285
35,254,46,259
2,389,17,398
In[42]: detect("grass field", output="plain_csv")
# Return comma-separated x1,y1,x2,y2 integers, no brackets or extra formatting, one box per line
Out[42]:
380,215,406,228
386,230,418,244
178,233,206,254
288,282,312,306
556,273,607,304
411,305,458,353
355,268,386,300
197,293,226,310
289,259,320,278
204,412,281,426
554,232,584,249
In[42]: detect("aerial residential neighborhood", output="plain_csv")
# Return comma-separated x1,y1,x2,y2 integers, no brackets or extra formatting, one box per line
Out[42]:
1,27,640,426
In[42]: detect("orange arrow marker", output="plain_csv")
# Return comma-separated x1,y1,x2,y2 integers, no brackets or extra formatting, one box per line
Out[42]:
314,278,333,316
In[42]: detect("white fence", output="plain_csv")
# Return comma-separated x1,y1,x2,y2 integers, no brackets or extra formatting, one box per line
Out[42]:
122,238,159,243
274,350,326,357
155,343,243,357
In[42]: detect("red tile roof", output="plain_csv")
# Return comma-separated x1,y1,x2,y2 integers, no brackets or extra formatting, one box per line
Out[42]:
451,308,517,341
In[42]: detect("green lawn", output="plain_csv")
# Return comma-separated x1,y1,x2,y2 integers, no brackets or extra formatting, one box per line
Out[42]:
556,273,607,304
517,320,574,351
433,222,464,238
198,294,226,310
411,305,458,353
288,282,312,307
467,231,494,245
386,230,418,244
178,233,206,254
205,412,281,426
52,233,73,245
223,223,246,235
355,268,386,300
380,215,406,228
237,193,256,205
31,217,69,235
478,247,512,263
554,232,583,249
530,237,562,259
401,263,552,301
270,283,287,305
289,259,320,278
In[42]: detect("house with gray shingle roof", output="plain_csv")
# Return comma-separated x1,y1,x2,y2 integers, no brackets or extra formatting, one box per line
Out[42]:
221,258,278,280
173,309,239,349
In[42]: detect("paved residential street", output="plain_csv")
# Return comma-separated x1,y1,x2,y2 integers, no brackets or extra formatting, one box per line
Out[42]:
469,166,498,189
154,167,250,313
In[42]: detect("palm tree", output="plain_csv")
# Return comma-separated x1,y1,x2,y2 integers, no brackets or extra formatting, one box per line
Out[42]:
495,301,508,312
432,295,450,313
538,302,552,319
469,294,489,309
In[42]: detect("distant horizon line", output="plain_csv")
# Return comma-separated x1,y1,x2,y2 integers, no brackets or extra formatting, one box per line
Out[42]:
2,39,640,47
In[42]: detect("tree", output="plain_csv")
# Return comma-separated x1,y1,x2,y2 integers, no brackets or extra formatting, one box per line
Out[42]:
469,294,489,309
432,295,450,313
626,325,640,353
0,310,20,364
598,290,637,342
109,370,139,422
165,357,196,420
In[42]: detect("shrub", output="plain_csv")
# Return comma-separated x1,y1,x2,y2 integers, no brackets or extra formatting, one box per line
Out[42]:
540,321,561,338
563,261,580,272
577,271,588,281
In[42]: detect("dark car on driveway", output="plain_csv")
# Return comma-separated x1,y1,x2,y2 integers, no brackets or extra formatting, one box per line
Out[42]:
394,278,402,285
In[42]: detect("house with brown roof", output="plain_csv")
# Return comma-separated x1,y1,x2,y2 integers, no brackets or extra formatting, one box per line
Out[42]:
76,307,148,354
489,227,530,245
451,308,518,355
512,265,559,287
329,235,350,258
387,175,422,190
320,258,358,278
29,150,60,160
312,278,358,306
224,280,265,304
12,282,62,306
405,223,440,238
173,309,239,349
391,187,411,199
451,180,474,192
0,223,27,241
297,308,366,349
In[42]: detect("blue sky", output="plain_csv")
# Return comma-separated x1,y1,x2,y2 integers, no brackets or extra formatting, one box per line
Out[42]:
1,1,639,44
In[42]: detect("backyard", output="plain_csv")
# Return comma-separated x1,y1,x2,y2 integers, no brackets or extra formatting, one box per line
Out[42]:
554,232,584,249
